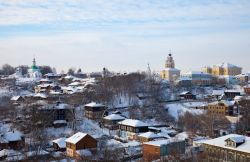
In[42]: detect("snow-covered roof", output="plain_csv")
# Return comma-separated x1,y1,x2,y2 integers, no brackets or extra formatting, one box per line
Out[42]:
144,138,184,147
2,131,23,142
178,77,192,81
85,102,105,107
227,136,245,143
202,134,250,154
225,89,241,93
76,149,92,157
68,82,80,86
234,96,244,101
212,90,224,96
10,96,22,101
163,68,180,72
39,78,51,82
52,138,66,148
104,114,125,121
65,132,88,144
215,63,241,69
184,71,210,75
138,132,161,139
37,83,56,88
118,119,148,127
45,73,61,77
0,149,21,158
64,75,75,79
53,120,67,125
54,103,70,109
180,91,192,95
34,93,47,99
49,91,61,95
209,100,235,107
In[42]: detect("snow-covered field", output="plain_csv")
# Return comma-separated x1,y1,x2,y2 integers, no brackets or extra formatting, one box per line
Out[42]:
182,102,207,107
166,102,205,120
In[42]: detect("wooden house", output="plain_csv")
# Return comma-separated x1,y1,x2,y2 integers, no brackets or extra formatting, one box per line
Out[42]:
52,137,66,151
143,139,185,162
65,132,97,158
84,102,107,121
39,102,75,127
44,73,62,80
224,90,241,99
10,96,24,105
103,114,125,130
0,131,25,150
35,83,61,94
179,91,196,100
118,119,148,140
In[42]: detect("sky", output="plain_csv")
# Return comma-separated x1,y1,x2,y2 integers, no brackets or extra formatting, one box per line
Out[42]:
0,0,250,73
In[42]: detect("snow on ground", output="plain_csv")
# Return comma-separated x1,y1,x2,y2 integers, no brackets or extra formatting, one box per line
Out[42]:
16,77,38,84
226,115,242,124
110,94,138,108
45,127,74,139
79,118,109,138
182,102,207,107
143,119,164,126
0,88,12,97
166,103,205,120
175,132,189,140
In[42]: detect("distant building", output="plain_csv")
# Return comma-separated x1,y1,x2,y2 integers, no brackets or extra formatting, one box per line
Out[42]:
0,131,25,150
35,83,61,94
28,58,42,79
221,75,239,85
202,63,242,76
161,53,180,82
236,73,249,85
44,73,62,80
181,71,212,85
175,77,192,87
143,139,185,162
65,132,97,158
201,134,250,162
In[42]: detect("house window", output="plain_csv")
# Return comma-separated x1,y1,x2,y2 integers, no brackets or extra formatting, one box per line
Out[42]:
56,109,66,120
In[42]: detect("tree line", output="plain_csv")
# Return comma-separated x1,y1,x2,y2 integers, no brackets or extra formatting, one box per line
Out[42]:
0,64,54,76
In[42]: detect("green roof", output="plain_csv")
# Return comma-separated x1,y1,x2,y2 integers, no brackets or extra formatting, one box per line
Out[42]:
31,65,39,70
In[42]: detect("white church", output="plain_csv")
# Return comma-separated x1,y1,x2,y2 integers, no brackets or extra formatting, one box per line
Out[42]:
161,53,180,82
28,58,42,79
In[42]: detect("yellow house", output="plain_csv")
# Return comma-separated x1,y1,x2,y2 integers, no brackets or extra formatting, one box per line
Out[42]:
202,63,242,76
208,100,235,116
202,134,250,162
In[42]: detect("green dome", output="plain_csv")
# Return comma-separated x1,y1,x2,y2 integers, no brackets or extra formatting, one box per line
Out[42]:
31,65,38,70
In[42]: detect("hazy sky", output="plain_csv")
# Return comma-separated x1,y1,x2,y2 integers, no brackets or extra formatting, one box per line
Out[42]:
0,0,250,73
